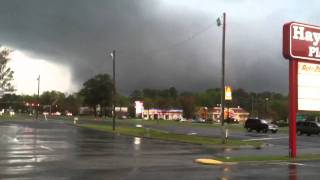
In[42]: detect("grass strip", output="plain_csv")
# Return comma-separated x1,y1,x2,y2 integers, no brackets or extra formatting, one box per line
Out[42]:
78,123,262,148
215,154,320,162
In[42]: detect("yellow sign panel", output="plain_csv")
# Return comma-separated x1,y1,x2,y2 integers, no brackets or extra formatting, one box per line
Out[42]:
225,86,232,101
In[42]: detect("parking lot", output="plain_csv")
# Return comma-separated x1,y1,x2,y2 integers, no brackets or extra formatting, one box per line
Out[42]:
2,120,320,179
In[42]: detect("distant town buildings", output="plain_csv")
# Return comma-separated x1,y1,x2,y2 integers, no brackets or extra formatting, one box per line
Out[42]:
198,106,250,123
79,106,128,118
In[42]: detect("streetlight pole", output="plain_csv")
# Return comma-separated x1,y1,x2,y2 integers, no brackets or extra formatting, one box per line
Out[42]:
218,12,226,126
110,50,116,131
217,13,226,126
265,98,269,118
217,12,227,142
251,94,254,117
36,75,40,120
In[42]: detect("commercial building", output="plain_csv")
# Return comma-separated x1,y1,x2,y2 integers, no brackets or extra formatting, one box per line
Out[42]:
198,106,250,123
143,109,183,120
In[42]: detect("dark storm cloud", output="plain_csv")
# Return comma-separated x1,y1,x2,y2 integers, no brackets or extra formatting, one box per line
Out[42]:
0,0,318,94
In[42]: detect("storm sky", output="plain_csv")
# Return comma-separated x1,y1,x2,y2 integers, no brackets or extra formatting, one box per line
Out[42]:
0,0,319,95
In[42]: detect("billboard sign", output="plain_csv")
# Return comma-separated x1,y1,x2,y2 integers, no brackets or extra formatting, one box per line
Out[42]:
283,22,320,62
298,61,320,111
225,86,232,101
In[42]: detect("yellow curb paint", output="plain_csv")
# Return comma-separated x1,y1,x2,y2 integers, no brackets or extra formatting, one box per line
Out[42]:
195,158,223,165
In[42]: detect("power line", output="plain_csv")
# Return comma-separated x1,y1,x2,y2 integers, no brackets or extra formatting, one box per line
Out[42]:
117,22,216,59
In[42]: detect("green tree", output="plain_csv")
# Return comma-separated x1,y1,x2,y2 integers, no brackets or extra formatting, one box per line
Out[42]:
130,90,143,101
179,95,196,119
168,87,178,99
79,74,113,117
62,94,83,115
0,48,14,92
40,91,65,113
0,94,23,111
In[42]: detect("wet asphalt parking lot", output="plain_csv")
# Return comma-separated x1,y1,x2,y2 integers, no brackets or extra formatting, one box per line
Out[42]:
1,120,320,179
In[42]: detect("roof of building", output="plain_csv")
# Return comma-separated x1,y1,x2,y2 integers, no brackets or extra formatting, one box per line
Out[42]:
144,109,183,113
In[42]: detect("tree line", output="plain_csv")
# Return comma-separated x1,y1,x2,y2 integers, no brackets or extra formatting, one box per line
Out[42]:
129,87,288,120
0,73,289,121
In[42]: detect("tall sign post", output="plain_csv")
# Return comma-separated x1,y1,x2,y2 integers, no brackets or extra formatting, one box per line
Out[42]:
283,22,320,158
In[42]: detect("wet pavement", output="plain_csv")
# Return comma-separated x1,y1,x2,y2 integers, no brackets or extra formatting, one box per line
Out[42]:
1,120,320,179
144,123,320,156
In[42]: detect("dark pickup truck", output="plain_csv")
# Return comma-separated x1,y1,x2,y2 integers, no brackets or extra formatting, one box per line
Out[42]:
297,121,320,136
244,118,278,133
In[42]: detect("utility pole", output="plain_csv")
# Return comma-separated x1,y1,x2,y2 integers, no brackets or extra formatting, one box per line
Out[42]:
36,75,40,120
217,12,227,142
265,98,269,118
110,50,116,131
251,95,254,117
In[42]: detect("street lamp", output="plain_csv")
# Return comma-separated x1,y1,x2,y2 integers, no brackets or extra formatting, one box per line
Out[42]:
265,98,269,117
217,12,227,142
109,50,116,131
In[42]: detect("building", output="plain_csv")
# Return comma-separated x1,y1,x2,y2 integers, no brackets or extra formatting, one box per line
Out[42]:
197,107,208,120
79,106,93,115
228,107,250,122
143,109,183,120
198,106,250,123
115,107,128,119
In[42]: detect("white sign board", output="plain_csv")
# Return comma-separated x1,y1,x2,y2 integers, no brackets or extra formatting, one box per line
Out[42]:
298,62,320,111
134,101,144,116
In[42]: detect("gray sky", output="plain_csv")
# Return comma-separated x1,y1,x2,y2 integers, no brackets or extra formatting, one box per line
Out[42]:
1,0,319,95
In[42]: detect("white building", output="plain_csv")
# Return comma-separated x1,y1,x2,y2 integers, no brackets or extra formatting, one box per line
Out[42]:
143,109,183,120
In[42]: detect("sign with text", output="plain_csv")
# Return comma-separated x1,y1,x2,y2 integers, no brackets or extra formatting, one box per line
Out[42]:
225,86,232,101
298,61,320,111
283,22,320,62
134,101,144,117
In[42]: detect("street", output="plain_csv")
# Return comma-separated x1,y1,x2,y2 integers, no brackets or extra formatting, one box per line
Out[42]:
1,120,320,179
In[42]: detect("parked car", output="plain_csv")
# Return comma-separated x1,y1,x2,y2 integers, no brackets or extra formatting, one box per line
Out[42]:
192,118,206,123
224,117,239,124
244,118,278,133
52,111,61,116
296,121,320,136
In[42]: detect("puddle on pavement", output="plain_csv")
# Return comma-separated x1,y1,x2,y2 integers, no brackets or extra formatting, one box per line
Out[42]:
133,137,141,151
218,165,232,180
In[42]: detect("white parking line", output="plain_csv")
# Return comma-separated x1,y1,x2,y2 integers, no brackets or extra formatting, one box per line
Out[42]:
269,162,305,166
243,136,288,141
40,145,54,151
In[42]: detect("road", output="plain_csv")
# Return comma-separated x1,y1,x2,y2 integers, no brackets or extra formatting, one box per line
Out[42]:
143,123,320,156
1,120,320,179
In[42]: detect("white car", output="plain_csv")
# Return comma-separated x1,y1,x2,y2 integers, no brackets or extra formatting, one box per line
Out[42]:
52,112,61,116
9,111,15,116
179,118,188,122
